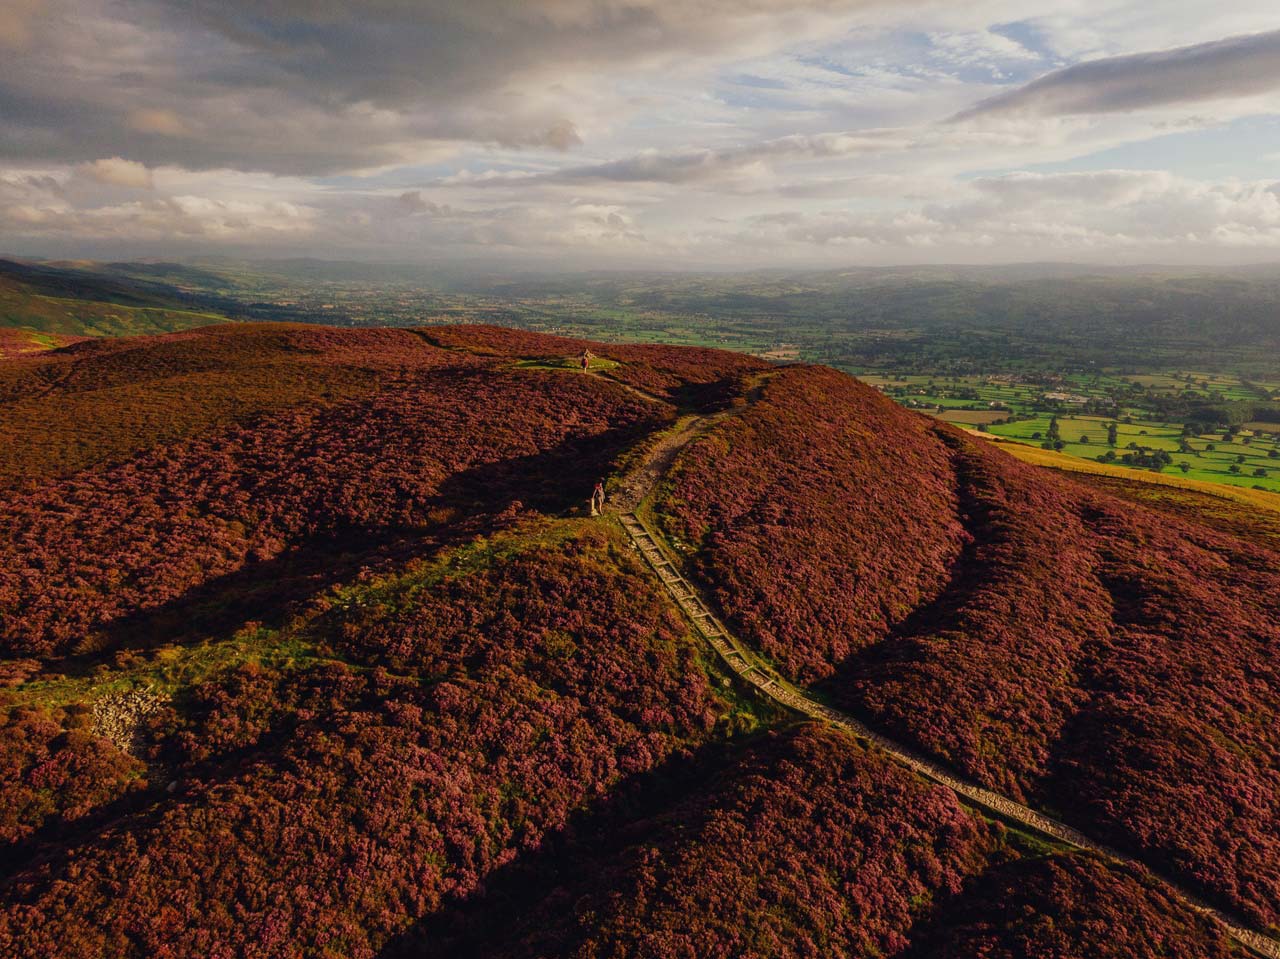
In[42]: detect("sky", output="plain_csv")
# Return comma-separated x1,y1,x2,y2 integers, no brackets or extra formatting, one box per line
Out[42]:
2,0,1280,269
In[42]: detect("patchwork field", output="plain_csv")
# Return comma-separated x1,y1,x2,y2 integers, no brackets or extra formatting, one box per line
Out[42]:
988,415,1280,493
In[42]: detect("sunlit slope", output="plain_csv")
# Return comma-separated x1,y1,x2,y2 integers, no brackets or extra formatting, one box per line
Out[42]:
658,363,1280,930
983,431,1280,516
0,259,233,337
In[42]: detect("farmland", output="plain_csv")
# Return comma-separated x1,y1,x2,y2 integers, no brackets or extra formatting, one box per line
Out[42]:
858,370,1280,493
988,414,1280,492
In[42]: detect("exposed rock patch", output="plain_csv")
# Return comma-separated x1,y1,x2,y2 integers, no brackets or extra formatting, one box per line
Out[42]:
90,688,165,756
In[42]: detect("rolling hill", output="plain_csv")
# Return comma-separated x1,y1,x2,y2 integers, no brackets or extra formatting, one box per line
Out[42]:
0,324,1275,958
0,258,242,338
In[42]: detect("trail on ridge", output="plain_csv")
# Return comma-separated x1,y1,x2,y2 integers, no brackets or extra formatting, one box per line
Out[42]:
605,382,1280,959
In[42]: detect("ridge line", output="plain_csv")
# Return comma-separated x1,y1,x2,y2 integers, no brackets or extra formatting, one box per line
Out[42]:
608,384,1280,959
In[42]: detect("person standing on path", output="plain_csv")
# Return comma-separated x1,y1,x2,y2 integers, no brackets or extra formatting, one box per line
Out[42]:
580,349,593,372
591,480,606,515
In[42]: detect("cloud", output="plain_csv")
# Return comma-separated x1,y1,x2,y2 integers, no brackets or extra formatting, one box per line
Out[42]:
0,0,43,50
469,129,915,188
532,120,583,152
0,191,319,242
0,0,892,174
958,29,1280,120
76,157,155,189
6,2,1280,267
737,170,1280,257
397,191,435,215
128,108,190,137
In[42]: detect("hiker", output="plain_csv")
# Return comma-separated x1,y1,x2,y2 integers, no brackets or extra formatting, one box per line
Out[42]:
580,349,593,372
591,480,606,516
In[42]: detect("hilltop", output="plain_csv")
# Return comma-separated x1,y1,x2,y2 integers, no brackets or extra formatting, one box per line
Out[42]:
0,324,1276,958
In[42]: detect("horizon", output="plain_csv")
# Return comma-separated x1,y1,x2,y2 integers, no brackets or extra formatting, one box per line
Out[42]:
10,252,1280,281
3,2,1280,268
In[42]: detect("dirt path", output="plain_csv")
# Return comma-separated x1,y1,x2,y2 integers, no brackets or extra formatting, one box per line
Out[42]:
610,414,719,513
608,399,1280,959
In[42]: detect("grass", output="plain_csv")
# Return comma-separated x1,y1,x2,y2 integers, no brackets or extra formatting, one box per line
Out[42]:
7,625,333,711
980,434,1280,517
935,409,1011,425
987,414,1280,493
5,513,777,745
509,356,621,373
1057,473,1280,551
0,283,230,338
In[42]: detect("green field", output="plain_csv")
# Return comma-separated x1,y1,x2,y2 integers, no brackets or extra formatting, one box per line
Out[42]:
988,414,1280,493
850,368,1280,494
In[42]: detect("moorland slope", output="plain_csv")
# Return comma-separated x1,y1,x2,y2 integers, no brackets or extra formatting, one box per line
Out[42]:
0,324,1272,958
659,364,1280,931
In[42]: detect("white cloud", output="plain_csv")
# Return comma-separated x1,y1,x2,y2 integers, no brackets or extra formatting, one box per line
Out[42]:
732,171,1280,261
76,157,155,189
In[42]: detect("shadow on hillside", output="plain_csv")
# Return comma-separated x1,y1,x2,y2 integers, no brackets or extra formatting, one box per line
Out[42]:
373,734,759,959
51,419,664,666
814,428,993,710
84,527,438,658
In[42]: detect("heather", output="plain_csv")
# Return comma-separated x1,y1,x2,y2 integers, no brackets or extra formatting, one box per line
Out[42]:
420,323,767,404
417,727,1230,959
0,324,473,483
0,703,144,848
1061,470,1280,550
1,326,1273,953
0,352,664,660
658,365,968,684
0,523,729,959
428,725,995,959
905,855,1234,959
846,441,1280,927
657,363,1280,926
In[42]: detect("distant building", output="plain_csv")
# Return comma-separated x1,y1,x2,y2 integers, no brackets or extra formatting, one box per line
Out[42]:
1042,391,1088,405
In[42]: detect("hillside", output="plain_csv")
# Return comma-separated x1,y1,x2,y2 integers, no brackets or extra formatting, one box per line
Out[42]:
658,364,1280,932
0,259,241,338
0,324,1274,958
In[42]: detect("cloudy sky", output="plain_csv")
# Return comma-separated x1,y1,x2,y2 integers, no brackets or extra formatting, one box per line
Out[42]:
2,0,1280,268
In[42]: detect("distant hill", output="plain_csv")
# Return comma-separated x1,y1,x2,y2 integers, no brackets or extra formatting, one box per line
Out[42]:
0,258,238,337
0,324,1274,957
